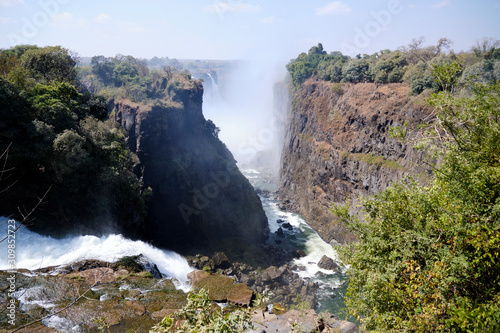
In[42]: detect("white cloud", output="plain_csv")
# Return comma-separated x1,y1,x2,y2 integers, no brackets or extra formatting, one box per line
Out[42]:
432,0,451,9
94,13,112,24
0,0,24,8
0,16,14,24
205,2,261,14
50,12,89,28
315,1,352,15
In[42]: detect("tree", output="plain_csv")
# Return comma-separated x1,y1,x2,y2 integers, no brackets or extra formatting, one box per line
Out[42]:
342,59,369,83
20,46,77,83
91,55,115,84
335,68,500,332
472,37,500,58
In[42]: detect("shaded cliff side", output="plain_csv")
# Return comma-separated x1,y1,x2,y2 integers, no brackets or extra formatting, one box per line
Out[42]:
278,79,433,244
113,79,268,251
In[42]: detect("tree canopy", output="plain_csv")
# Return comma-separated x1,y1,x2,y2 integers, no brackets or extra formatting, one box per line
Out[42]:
287,38,500,95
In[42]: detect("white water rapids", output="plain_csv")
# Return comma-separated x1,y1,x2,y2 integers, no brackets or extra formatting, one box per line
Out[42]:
0,217,193,291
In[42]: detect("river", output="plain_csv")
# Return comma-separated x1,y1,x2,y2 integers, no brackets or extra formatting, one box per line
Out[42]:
242,169,349,316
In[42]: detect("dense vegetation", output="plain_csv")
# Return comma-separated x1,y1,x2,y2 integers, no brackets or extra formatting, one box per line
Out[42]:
0,45,146,235
334,62,500,331
287,37,500,95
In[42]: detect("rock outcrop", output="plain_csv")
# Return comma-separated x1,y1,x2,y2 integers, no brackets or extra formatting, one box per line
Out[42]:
112,78,268,251
317,255,339,271
0,259,187,332
248,309,359,333
279,80,433,244
187,250,318,308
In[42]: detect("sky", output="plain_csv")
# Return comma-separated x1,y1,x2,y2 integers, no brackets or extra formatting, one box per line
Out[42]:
1,0,500,62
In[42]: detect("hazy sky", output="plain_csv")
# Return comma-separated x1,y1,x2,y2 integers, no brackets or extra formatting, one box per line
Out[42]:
1,0,499,61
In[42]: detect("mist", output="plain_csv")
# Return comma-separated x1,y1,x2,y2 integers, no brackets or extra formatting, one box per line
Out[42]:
202,55,289,175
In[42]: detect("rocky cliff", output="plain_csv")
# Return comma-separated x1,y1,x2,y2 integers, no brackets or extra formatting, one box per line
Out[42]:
112,79,268,251
279,79,433,244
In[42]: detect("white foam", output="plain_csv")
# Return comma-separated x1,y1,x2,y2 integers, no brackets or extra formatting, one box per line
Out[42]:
0,218,193,291
41,315,82,332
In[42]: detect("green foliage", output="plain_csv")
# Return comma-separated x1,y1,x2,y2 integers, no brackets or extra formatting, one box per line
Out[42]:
342,151,404,170
342,59,370,83
334,74,500,331
86,54,195,104
0,45,146,235
93,317,111,333
20,45,77,84
286,38,500,96
150,288,253,333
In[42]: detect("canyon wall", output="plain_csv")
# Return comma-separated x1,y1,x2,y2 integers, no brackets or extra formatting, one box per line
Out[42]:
112,80,268,252
278,79,433,244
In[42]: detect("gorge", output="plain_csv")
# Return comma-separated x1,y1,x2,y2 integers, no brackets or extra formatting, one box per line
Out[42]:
2,40,499,332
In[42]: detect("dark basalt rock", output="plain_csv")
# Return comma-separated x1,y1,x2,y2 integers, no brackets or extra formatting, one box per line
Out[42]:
317,255,339,271
278,81,433,245
112,80,269,252
212,252,231,269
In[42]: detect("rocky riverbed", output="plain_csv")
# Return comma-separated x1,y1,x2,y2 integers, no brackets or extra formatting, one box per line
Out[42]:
1,254,358,332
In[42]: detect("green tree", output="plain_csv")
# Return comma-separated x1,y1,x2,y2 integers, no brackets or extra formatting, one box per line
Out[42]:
342,58,370,83
335,72,500,331
20,46,77,83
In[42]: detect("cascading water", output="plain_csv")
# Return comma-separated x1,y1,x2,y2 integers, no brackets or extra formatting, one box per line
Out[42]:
206,72,222,102
0,218,193,291
242,170,349,315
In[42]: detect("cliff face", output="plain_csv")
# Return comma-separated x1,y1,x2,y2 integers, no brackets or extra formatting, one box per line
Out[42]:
113,80,268,251
278,79,433,244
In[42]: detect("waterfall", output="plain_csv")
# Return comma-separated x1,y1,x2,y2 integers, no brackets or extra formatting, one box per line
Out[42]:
0,218,193,291
207,72,222,101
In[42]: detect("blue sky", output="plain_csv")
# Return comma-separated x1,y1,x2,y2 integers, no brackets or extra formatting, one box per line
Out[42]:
1,0,499,61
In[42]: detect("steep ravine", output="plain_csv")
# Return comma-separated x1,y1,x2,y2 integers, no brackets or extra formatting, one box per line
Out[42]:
279,79,434,244
112,80,268,252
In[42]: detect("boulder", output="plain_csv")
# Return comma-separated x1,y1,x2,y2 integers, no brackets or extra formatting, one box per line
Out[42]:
294,249,307,258
317,255,339,271
276,227,284,236
261,266,285,282
212,252,231,269
136,254,163,278
187,269,254,306
282,222,293,230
